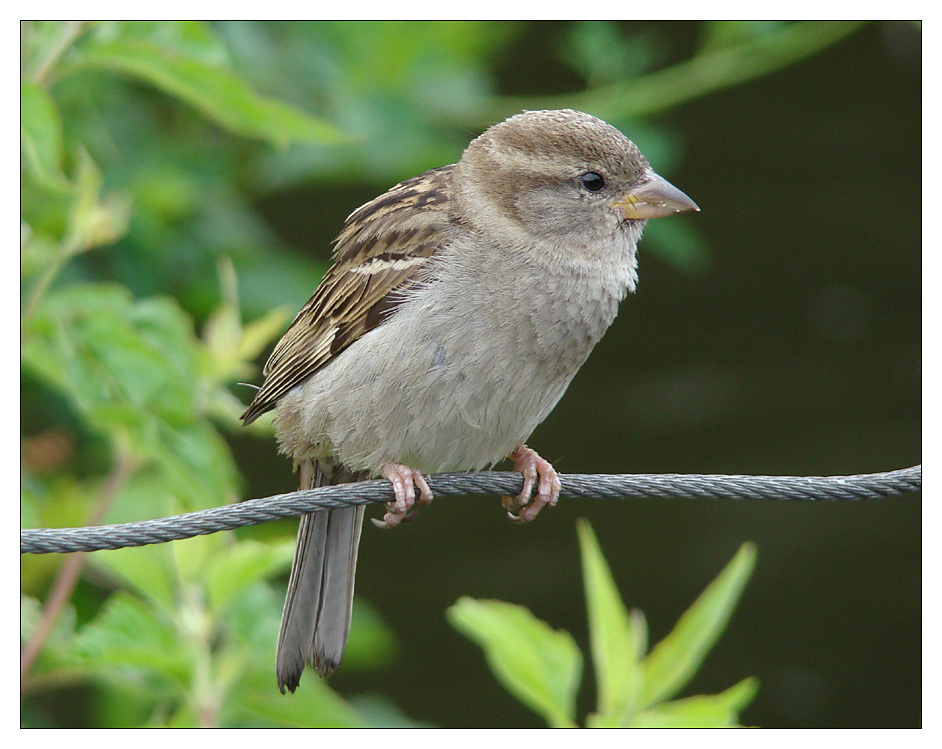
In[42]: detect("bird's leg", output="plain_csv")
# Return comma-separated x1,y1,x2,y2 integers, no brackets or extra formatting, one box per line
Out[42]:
372,462,434,529
503,445,562,523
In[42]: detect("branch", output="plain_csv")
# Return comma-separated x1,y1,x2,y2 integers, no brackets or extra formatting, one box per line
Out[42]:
475,21,867,124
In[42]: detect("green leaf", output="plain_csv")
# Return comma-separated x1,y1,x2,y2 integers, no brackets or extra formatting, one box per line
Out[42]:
630,677,758,727
348,694,433,728
236,685,367,728
447,597,581,727
171,524,222,586
232,660,367,727
221,573,283,654
199,257,291,387
67,150,133,253
146,422,240,510
577,518,646,725
206,539,291,611
85,21,229,66
23,284,194,424
22,282,240,509
563,21,661,86
641,543,756,707
69,591,190,682
235,306,292,365
20,82,68,190
91,544,178,614
70,22,343,146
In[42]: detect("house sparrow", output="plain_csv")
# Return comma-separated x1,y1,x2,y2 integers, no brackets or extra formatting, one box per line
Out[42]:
242,109,698,693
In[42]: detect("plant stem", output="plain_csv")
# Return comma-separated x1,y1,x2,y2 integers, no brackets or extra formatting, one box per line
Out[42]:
479,21,867,124
20,450,135,685
29,21,86,85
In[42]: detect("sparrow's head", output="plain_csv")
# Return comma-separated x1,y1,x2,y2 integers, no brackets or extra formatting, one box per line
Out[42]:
454,109,698,245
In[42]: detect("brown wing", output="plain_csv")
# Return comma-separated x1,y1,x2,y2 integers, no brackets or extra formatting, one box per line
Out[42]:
241,165,454,425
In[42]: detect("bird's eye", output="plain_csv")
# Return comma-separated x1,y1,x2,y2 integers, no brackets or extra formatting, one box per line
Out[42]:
579,172,605,192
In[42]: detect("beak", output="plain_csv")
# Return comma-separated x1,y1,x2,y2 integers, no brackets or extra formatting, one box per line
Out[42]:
613,170,700,220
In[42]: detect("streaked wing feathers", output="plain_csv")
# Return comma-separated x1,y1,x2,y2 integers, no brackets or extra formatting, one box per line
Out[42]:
241,166,454,424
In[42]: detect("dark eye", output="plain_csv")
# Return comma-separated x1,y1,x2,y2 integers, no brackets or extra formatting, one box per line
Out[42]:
579,172,605,192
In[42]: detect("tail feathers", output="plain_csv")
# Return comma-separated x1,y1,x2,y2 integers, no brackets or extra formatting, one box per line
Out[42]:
276,461,365,693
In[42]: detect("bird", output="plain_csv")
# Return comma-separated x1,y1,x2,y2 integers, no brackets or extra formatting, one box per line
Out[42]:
241,109,699,693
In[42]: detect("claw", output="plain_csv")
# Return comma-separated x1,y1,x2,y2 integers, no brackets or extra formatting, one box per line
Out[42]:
502,445,561,523
372,462,434,529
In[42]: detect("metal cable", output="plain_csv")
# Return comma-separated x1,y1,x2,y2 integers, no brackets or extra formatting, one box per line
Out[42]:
21,465,921,554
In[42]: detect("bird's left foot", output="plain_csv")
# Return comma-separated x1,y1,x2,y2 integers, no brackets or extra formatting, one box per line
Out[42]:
372,462,434,529
503,445,561,523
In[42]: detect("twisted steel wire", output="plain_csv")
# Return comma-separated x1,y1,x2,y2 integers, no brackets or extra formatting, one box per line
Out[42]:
21,465,921,554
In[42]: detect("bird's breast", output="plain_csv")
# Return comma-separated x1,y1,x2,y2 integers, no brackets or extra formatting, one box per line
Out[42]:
277,235,637,474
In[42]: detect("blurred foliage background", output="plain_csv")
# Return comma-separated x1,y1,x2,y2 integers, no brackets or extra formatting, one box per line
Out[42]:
21,21,920,727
